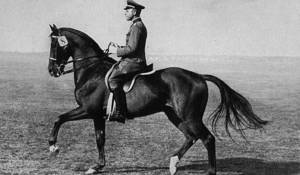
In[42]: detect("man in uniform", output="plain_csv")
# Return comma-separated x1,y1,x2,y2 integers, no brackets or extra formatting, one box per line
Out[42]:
108,0,147,123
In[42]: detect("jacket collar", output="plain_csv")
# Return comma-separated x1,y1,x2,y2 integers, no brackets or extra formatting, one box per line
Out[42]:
132,17,142,24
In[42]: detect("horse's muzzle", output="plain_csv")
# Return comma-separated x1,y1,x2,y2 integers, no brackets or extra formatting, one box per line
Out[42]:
49,64,64,77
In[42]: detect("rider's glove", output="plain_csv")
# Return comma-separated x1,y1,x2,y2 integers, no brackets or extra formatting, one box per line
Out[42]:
108,42,118,54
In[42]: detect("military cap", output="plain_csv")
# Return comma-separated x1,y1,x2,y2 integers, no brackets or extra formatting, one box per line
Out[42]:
124,0,145,10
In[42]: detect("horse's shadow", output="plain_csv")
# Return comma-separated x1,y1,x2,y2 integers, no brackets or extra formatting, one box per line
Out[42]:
180,157,300,175
98,166,169,174
98,157,300,175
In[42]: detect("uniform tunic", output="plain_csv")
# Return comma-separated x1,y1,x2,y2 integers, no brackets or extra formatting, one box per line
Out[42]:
108,17,147,90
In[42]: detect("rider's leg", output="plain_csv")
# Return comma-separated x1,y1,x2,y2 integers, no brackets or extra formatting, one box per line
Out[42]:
108,72,127,123
111,86,127,123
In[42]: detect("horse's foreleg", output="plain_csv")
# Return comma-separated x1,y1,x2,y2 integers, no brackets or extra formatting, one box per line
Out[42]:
85,118,106,174
48,107,91,155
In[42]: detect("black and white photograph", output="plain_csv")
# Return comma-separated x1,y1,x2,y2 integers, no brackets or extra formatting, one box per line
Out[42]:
0,0,299,174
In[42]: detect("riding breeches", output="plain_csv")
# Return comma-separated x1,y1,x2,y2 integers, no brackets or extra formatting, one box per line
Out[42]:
108,60,146,91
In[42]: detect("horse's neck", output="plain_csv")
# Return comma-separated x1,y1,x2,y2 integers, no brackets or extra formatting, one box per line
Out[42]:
72,52,114,87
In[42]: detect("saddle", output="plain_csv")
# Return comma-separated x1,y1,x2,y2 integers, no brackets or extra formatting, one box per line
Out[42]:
105,63,154,93
104,63,155,117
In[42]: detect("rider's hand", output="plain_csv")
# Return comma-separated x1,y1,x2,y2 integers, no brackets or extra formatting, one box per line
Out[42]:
108,44,117,54
110,42,119,48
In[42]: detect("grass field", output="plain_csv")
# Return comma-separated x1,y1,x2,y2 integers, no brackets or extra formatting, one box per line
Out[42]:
0,52,299,175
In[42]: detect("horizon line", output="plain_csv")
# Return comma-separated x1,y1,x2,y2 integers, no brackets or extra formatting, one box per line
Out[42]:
0,51,299,58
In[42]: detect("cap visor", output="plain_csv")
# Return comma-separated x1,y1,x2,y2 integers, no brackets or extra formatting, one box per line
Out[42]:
124,5,134,10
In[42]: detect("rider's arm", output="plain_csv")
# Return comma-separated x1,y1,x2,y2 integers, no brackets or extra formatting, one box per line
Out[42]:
117,24,141,57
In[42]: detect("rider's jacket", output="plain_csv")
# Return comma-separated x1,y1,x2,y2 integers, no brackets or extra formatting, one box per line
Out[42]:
117,17,147,65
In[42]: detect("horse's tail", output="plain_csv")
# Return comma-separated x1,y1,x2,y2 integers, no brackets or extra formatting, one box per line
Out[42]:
202,74,268,139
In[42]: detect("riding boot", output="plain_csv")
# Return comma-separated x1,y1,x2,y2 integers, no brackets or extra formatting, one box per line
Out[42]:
109,88,127,123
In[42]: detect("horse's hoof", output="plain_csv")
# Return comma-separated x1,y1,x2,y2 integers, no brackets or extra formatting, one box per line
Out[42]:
207,173,216,175
169,156,179,175
85,168,97,175
85,164,104,175
49,145,59,157
207,169,216,175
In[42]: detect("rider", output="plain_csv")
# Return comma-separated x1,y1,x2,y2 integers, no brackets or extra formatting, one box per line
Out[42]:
108,0,147,123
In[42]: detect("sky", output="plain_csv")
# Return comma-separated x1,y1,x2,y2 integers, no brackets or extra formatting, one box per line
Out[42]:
0,0,300,56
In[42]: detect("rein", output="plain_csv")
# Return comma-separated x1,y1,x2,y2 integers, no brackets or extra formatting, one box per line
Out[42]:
49,54,108,76
59,42,112,75
62,54,108,75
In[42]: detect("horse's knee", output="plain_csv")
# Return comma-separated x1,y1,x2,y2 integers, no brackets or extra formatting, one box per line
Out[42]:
53,118,64,129
49,139,56,146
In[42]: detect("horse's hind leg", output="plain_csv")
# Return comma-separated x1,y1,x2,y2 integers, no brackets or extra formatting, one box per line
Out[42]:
164,94,216,174
171,120,216,175
198,124,216,175
164,107,198,175
187,109,216,174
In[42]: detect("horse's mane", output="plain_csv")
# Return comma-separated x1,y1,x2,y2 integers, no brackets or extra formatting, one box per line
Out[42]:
59,27,116,67
60,27,104,54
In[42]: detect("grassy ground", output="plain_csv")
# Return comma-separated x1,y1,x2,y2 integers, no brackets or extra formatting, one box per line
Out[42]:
0,52,299,175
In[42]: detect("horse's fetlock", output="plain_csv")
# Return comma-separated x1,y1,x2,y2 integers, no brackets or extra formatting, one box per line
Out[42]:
204,135,215,145
207,168,216,175
49,139,56,146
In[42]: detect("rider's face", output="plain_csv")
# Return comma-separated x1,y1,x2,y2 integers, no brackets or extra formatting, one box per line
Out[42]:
124,8,136,21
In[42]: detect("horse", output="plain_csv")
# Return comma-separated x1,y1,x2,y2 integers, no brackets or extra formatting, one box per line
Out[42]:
47,24,267,175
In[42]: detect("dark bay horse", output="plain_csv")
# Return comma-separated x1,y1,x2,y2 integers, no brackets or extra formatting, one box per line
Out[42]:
47,24,267,175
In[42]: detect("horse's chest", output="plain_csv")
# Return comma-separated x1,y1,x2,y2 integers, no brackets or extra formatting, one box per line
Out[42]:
75,82,105,105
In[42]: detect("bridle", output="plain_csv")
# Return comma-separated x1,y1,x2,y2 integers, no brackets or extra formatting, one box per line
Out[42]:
49,34,110,76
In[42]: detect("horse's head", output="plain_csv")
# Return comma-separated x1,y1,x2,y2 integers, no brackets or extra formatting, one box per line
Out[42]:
48,24,71,77
48,24,115,78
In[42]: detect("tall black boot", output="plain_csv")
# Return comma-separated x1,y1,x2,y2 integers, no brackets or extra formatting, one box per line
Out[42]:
109,88,127,123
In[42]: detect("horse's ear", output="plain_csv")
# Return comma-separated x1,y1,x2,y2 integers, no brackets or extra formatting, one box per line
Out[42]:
49,24,54,31
53,24,58,30
49,24,59,35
